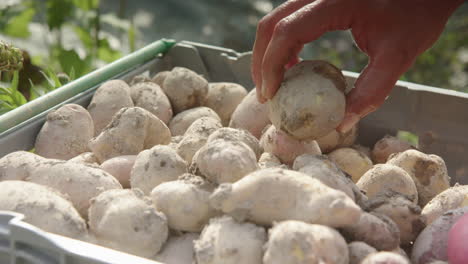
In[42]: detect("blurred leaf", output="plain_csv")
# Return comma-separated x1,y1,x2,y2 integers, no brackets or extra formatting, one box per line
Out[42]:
73,0,100,10
56,47,91,77
128,20,136,52
46,68,62,87
3,7,35,38
397,131,419,148
101,13,130,31
98,39,122,63
46,0,74,30
73,26,94,49
69,67,76,81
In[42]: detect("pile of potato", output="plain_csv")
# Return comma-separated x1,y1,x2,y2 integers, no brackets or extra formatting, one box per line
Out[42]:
1,61,467,264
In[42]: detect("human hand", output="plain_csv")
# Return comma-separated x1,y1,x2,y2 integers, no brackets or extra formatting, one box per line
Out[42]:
251,0,464,133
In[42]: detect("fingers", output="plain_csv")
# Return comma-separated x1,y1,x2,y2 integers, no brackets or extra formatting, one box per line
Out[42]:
252,0,316,103
337,52,416,133
261,0,354,100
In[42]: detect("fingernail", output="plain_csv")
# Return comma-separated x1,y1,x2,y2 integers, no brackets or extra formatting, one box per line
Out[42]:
337,113,360,133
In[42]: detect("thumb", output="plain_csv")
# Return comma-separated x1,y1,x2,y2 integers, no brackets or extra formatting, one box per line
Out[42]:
337,53,415,133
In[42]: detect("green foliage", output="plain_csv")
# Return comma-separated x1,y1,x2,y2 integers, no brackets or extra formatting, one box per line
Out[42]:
0,0,138,114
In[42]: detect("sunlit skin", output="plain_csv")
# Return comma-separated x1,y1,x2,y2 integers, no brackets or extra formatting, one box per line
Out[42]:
251,0,464,133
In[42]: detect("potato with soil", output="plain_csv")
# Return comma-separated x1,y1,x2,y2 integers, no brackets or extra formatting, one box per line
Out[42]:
194,216,266,264
387,149,450,207
207,127,263,159
341,211,401,251
203,82,248,125
362,252,410,264
260,125,321,165
293,154,356,200
68,152,99,165
27,160,122,218
264,220,348,264
154,233,199,264
151,174,218,232
348,241,377,264
258,152,283,169
176,117,222,163
100,155,137,188
0,180,87,240
268,60,346,140
89,107,171,163
87,80,133,135
0,151,45,181
365,192,425,245
422,184,468,225
152,71,170,87
328,147,373,183
130,145,187,194
372,135,413,163
229,89,270,139
411,206,468,264
35,104,94,159
357,164,418,204
316,125,358,153
210,168,361,227
169,106,221,136
130,82,173,124
88,189,168,258
191,139,258,184
162,67,209,113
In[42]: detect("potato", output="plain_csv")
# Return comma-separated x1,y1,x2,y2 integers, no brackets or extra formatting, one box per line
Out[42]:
88,189,168,257
372,135,413,163
258,152,282,169
207,127,263,160
130,145,187,194
150,174,218,232
341,211,400,251
162,67,209,113
229,89,270,139
35,104,94,159
210,168,361,227
362,252,410,264
316,125,358,153
100,155,137,188
0,181,87,239
260,125,321,165
176,117,222,163
194,216,266,264
411,206,468,264
152,71,170,87
203,82,248,125
422,184,468,225
328,147,373,183
26,160,122,218
89,107,171,163
268,60,346,140
130,82,173,124
169,106,221,136
264,221,348,264
365,192,425,245
154,233,199,264
387,149,450,207
191,139,258,184
293,154,356,200
68,152,99,165
87,80,133,135
352,144,372,159
447,212,468,264
129,74,151,85
0,151,45,181
357,164,418,204
348,241,377,264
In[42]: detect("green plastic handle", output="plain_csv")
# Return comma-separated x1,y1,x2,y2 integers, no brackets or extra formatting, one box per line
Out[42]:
0,39,176,133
